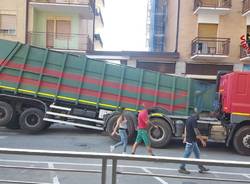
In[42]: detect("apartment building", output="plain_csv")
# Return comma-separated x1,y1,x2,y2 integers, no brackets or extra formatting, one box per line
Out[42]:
166,0,250,79
0,0,27,43
0,0,104,52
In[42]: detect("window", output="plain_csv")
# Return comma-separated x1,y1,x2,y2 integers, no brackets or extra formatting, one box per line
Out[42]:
55,20,71,40
0,14,16,35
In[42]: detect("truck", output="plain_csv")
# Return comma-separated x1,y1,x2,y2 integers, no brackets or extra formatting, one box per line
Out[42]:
0,39,249,155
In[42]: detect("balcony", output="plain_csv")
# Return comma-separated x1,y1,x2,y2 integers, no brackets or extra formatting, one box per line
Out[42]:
240,46,250,61
29,0,94,19
193,0,231,15
95,8,104,28
242,0,250,16
27,32,93,51
191,37,230,60
94,34,103,50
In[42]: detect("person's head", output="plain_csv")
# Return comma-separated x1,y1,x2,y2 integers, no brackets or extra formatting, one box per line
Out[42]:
192,107,200,119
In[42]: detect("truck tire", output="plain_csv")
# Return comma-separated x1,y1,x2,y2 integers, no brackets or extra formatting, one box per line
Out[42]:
106,112,136,142
19,108,46,133
149,117,172,148
106,114,120,141
123,111,137,142
0,101,13,126
43,122,52,130
5,114,20,130
233,125,250,156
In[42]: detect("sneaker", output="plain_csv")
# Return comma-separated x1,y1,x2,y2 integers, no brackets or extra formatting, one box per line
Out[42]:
178,168,190,174
110,145,115,152
199,166,209,173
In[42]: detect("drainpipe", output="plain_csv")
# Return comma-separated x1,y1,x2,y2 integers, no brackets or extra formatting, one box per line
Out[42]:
92,0,96,51
25,0,29,44
175,0,180,52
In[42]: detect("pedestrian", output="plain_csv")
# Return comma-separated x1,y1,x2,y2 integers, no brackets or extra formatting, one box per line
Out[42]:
131,104,154,156
110,107,128,154
178,108,209,174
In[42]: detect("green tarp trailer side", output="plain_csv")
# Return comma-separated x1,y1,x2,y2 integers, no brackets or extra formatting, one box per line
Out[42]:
0,39,216,115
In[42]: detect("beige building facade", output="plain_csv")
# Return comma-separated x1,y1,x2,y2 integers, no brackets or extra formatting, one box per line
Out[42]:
0,0,27,43
0,0,104,52
166,0,250,79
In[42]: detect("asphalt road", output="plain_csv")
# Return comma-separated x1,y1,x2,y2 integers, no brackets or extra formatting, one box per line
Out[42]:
0,124,249,184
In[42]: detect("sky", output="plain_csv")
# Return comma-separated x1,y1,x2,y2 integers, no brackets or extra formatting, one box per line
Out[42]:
102,0,148,51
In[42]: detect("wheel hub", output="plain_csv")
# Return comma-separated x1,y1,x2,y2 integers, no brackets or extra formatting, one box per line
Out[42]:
243,134,250,148
27,114,39,126
150,126,165,142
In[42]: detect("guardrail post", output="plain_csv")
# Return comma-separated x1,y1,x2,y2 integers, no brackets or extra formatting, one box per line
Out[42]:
112,159,117,184
101,158,107,184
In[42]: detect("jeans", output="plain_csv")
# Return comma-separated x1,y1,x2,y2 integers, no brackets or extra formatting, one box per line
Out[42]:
113,129,128,152
180,142,203,169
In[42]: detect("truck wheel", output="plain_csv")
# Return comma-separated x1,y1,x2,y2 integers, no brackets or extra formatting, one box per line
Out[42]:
43,122,52,130
149,118,172,148
0,101,13,126
123,111,137,142
19,108,46,133
5,114,20,130
106,112,136,142
106,114,120,141
233,125,250,156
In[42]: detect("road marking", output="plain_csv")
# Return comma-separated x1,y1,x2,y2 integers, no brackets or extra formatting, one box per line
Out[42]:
142,168,169,184
0,159,249,177
244,174,250,179
48,162,60,184
0,136,7,139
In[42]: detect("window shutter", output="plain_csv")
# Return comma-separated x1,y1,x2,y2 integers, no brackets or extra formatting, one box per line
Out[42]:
56,20,71,39
0,15,16,30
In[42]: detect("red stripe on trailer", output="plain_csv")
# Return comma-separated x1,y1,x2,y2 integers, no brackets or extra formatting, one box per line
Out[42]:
0,73,187,111
4,61,187,100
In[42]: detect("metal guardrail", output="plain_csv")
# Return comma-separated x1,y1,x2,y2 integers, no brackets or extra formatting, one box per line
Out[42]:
0,148,250,184
243,0,250,14
193,0,232,11
27,32,93,51
191,37,230,56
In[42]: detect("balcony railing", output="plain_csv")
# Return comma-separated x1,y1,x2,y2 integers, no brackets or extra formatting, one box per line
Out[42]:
194,0,232,11
191,37,230,57
240,46,250,59
28,32,93,51
94,33,103,48
242,0,250,15
29,0,95,11
95,8,104,26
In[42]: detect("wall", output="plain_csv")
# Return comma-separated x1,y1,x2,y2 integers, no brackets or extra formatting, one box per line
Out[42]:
0,0,26,43
165,0,178,52
166,0,248,74
30,9,90,50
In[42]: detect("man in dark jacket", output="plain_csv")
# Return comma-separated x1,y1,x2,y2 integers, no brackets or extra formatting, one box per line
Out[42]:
178,109,209,174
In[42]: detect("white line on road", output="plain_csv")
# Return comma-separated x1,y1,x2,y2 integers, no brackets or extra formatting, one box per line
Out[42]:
0,136,7,139
142,168,169,184
244,174,250,179
0,159,249,177
48,162,60,184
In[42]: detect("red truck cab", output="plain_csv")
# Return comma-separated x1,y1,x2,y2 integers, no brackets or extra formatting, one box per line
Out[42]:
219,72,250,115
218,72,250,155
